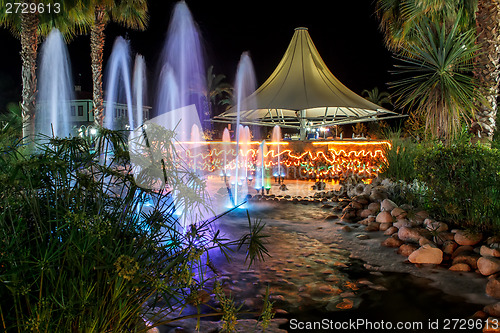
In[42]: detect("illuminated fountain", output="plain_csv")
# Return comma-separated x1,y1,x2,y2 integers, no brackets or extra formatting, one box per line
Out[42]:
155,0,206,142
104,37,133,131
190,124,201,175
272,125,284,183
133,55,146,128
36,29,74,138
255,140,270,194
222,128,231,180
233,53,257,206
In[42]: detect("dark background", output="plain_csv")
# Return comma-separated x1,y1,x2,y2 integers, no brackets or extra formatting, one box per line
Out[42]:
0,0,394,111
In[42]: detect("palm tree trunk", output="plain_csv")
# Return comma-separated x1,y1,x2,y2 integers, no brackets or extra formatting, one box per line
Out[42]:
473,0,500,141
91,5,105,126
20,10,39,143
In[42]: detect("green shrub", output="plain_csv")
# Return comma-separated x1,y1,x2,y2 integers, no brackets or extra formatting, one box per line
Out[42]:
380,130,422,182
414,142,500,231
0,129,269,332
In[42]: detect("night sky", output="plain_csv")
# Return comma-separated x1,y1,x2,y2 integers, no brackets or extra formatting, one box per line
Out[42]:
0,0,394,110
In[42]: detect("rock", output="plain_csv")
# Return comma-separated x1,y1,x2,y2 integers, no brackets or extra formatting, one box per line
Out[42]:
357,234,370,240
484,302,500,317
398,227,423,243
408,244,443,265
414,210,430,220
486,278,500,299
400,203,413,211
449,263,472,272
481,246,500,258
391,207,407,218
384,226,398,236
380,198,398,212
478,257,500,276
454,230,483,246
381,236,403,248
376,211,394,223
452,250,481,270
341,225,353,232
379,222,392,232
353,195,370,205
419,238,434,246
398,243,418,257
360,209,374,218
424,219,449,233
367,202,380,212
442,241,458,256
369,186,389,202
393,219,413,229
365,222,380,232
452,246,474,258
350,201,363,210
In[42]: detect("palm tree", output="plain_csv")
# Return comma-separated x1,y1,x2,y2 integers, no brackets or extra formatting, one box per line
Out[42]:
472,0,500,140
87,0,148,126
0,0,38,142
205,65,232,118
375,0,476,52
376,0,500,141
361,87,392,107
390,20,480,142
0,0,87,143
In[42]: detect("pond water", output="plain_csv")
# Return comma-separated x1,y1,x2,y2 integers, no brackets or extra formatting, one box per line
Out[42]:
208,199,484,332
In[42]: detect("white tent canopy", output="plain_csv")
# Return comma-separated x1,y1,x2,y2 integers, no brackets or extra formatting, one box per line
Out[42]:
214,27,404,138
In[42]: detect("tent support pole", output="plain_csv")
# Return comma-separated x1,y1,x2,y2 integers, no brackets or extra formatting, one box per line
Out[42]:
299,109,307,140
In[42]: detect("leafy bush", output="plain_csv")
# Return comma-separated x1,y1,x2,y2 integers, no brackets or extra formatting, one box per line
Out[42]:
380,130,422,182
414,142,500,231
0,129,269,332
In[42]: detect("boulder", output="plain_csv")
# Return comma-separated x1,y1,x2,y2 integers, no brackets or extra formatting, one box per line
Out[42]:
452,250,481,270
376,211,394,223
391,207,407,218
365,222,380,232
481,245,500,258
383,226,398,236
369,186,389,202
367,202,380,212
353,195,370,205
442,241,458,256
478,257,500,276
449,263,472,272
424,220,449,233
454,230,483,246
350,201,364,210
380,198,398,212
414,210,430,220
408,244,443,265
484,302,500,317
341,226,352,232
381,236,404,248
419,238,435,246
398,227,424,243
398,243,418,257
379,222,392,232
452,245,474,259
486,278,500,299
360,209,374,218
393,219,413,229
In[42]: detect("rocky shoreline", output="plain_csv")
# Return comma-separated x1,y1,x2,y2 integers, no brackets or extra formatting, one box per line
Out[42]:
150,179,500,332
316,179,500,332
